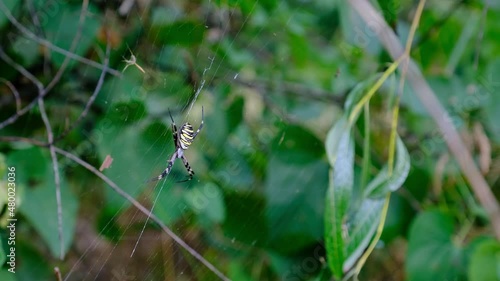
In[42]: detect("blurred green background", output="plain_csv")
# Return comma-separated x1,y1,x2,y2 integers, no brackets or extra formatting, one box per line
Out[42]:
0,0,500,280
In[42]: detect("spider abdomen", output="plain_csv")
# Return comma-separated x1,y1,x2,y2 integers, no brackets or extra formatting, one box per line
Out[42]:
179,123,195,149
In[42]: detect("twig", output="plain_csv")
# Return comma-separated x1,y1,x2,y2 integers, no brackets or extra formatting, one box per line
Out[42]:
38,97,64,260
0,1,121,77
53,37,111,143
0,41,65,259
44,0,90,94
0,136,47,146
0,78,21,113
0,0,120,131
53,147,230,281
349,0,500,239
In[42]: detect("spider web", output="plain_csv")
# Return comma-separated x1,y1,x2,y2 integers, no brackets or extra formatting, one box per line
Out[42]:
0,0,342,280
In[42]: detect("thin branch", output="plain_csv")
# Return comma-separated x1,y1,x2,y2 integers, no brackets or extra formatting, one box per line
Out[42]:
53,34,111,143
349,0,500,239
0,0,120,131
0,78,21,113
0,136,47,146
53,147,230,281
0,39,65,259
44,0,90,94
38,97,64,260
0,45,44,91
0,1,121,77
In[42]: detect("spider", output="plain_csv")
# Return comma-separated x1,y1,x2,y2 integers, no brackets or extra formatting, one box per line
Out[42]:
148,107,204,183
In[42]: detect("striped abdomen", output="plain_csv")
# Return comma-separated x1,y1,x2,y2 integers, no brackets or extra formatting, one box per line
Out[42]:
179,123,195,149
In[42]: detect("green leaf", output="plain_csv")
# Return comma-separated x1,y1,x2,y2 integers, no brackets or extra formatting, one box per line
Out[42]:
184,182,226,224
324,117,354,278
376,0,400,27
96,121,169,211
43,3,101,69
0,0,19,29
265,159,328,254
343,75,381,122
226,96,244,134
15,241,51,280
364,136,410,198
223,190,268,246
343,198,384,271
272,125,324,164
406,210,468,281
468,239,500,281
0,241,5,266
19,165,78,258
149,19,205,46
151,183,186,226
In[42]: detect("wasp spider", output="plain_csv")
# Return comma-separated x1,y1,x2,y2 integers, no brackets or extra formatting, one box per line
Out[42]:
148,107,204,183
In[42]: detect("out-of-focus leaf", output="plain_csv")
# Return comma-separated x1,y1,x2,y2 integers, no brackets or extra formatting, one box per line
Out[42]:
222,190,268,246
107,99,147,125
8,147,77,258
265,159,328,254
468,239,500,281
376,0,400,27
0,269,15,281
289,32,309,67
19,164,78,258
365,136,410,198
406,210,468,281
149,19,205,46
15,242,51,280
0,0,19,29
184,182,226,224
226,96,244,134
343,75,380,121
484,59,500,143
228,259,254,281
343,198,384,271
96,120,169,212
272,125,323,164
43,3,101,69
324,116,354,279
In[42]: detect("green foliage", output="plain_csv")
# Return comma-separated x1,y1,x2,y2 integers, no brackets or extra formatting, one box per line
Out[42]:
0,0,499,280
468,239,500,281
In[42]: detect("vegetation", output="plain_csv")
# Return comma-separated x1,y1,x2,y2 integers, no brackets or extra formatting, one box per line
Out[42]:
0,0,499,280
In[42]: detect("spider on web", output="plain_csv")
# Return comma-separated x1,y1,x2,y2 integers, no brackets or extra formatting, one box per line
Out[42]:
148,107,204,183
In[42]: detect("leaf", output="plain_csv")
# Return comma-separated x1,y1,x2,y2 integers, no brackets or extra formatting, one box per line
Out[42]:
406,210,468,281
222,190,268,246
149,19,205,46
343,198,384,271
96,120,169,212
324,117,354,279
364,136,410,198
184,182,226,224
272,125,324,164
43,3,101,69
468,239,500,281
0,0,19,29
19,167,78,258
265,159,328,254
376,0,400,27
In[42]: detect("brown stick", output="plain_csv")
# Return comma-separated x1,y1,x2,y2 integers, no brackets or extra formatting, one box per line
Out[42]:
349,0,500,239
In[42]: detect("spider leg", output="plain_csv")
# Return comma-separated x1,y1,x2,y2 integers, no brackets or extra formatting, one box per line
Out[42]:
177,155,194,183
168,109,178,145
192,106,204,139
147,152,177,183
